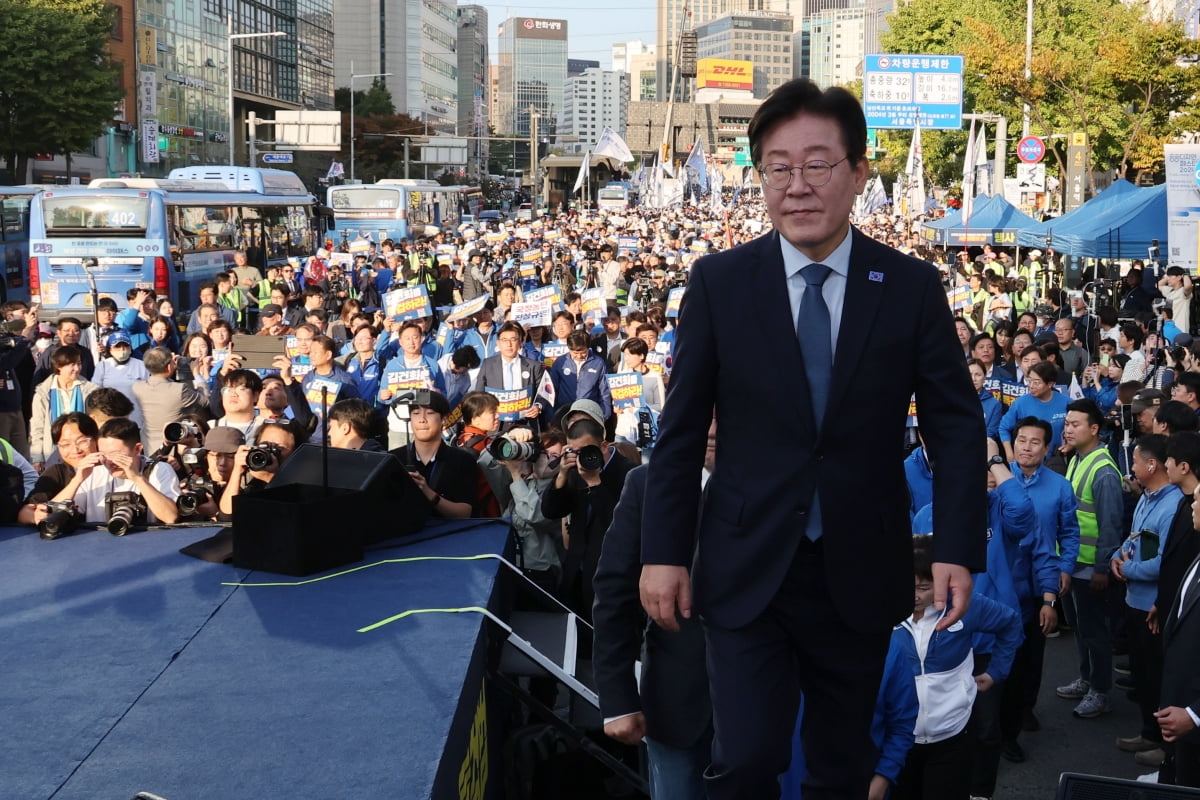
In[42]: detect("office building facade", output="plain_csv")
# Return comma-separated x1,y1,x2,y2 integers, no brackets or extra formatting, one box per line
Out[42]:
496,17,569,138
560,68,630,152
458,5,489,181
694,11,793,99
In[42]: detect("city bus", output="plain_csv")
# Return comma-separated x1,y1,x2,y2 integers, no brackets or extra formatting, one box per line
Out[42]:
29,172,317,321
326,180,464,247
0,186,42,304
458,186,485,218
597,183,630,213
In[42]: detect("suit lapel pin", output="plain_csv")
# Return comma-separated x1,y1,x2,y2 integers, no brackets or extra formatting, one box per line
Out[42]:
869,270,884,283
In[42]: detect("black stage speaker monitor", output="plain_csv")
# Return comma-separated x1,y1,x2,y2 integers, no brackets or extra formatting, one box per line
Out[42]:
232,446,432,576
1058,772,1200,799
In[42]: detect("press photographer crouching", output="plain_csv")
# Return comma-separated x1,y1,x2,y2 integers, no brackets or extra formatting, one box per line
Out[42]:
20,412,98,536
218,418,308,519
46,417,182,533
175,426,245,522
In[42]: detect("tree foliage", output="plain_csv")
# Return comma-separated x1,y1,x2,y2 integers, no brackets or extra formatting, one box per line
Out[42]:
0,0,122,179
879,0,1200,191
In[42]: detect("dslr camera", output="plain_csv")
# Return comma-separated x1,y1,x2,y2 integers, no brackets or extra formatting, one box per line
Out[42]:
488,434,541,462
164,420,202,445
104,491,147,536
567,444,604,472
38,500,83,540
246,442,284,471
177,474,216,517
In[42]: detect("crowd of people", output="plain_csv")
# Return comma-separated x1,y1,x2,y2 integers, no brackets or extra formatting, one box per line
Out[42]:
12,78,1200,800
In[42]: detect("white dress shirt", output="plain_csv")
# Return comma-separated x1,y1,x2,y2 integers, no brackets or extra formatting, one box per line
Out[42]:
779,227,853,360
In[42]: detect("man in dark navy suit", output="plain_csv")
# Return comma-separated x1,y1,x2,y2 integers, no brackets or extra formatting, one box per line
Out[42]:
639,78,987,799
472,320,551,421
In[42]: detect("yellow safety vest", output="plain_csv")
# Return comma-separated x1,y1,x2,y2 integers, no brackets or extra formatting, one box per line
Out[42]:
1066,445,1120,565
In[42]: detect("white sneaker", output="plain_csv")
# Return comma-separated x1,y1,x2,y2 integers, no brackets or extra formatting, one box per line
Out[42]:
1073,690,1112,718
1056,677,1090,699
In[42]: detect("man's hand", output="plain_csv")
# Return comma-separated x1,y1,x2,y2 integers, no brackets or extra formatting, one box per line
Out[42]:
507,427,533,443
1091,571,1109,592
104,451,136,480
271,354,292,384
640,564,692,632
75,451,103,482
974,673,995,692
1059,571,1072,595
522,404,541,418
1039,603,1058,635
932,562,972,631
1156,706,1197,742
867,775,890,800
986,438,1001,460
220,353,245,376
1111,555,1128,581
603,712,646,745
1147,604,1160,635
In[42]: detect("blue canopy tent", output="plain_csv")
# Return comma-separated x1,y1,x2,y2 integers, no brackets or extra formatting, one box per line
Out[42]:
1016,179,1141,252
1020,183,1166,259
921,193,1040,246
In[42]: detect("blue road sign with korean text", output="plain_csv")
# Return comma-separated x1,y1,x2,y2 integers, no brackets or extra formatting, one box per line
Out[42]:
863,54,964,130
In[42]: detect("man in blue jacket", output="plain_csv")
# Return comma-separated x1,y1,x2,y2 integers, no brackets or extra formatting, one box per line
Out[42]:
548,330,612,424
1004,416,1080,753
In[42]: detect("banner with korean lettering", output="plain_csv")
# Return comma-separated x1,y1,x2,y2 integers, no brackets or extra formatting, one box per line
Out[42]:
384,286,432,321
305,377,343,415
511,300,553,329
946,284,970,311
487,386,533,421
444,293,491,322
907,395,918,427
542,341,569,368
666,287,686,319
581,288,604,328
618,236,639,257
523,285,563,310
348,238,372,254
383,367,432,396
607,372,644,411
646,351,669,376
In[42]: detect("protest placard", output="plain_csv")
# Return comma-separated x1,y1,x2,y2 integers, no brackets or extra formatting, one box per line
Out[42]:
607,372,644,411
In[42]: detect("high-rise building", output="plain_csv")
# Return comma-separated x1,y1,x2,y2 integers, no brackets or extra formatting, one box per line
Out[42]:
560,68,630,152
458,5,489,181
333,0,458,131
629,51,659,101
612,40,654,74
657,0,739,101
496,17,569,138
794,0,891,86
694,11,794,99
568,59,601,78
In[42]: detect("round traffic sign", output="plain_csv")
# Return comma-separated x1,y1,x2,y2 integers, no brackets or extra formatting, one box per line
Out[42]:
1017,135,1046,164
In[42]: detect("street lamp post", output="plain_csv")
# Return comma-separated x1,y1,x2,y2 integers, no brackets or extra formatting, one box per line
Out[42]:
350,60,392,182
227,17,285,165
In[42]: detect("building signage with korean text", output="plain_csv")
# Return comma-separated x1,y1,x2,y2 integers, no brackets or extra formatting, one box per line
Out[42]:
863,54,964,130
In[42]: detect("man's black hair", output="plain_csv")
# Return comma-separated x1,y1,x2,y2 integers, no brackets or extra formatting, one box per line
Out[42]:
86,387,134,418
1013,416,1052,446
1066,398,1105,430
747,78,867,168
1121,323,1144,350
328,398,377,439
1167,430,1200,472
1155,401,1199,434
451,345,482,370
565,417,604,443
1136,433,1170,465
99,417,142,447
51,411,99,444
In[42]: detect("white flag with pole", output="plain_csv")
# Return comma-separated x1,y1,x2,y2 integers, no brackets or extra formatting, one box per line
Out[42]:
961,119,979,223
592,126,634,163
904,121,925,217
572,150,590,195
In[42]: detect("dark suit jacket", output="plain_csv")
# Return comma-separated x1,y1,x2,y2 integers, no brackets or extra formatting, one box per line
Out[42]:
1161,552,1200,733
642,228,987,633
471,354,551,418
1157,494,1199,614
593,465,711,748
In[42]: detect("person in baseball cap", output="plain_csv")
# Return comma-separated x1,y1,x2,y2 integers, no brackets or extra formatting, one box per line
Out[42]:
553,398,606,432
1131,388,1166,435
257,304,290,335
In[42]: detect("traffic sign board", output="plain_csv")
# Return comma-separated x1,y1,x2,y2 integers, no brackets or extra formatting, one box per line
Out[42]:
1017,135,1046,164
262,152,294,164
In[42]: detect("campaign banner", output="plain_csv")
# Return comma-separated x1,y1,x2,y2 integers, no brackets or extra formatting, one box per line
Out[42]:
1000,379,1028,407
443,399,464,431
285,335,300,358
329,252,354,268
383,286,432,321
518,261,538,280
437,243,458,260
646,351,668,375
542,341,569,368
689,239,710,253
305,377,343,415
581,288,605,328
946,285,970,311
666,287,686,318
444,293,490,322
521,248,541,264
618,236,639,257
290,354,312,377
523,285,563,310
544,229,561,241
487,386,533,421
435,321,452,349
514,226,533,240
485,231,507,244
607,372,644,411
383,367,432,395
511,299,553,329
348,238,372,254
906,396,918,428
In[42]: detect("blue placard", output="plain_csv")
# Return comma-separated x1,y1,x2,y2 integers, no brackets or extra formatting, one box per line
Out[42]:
862,54,964,130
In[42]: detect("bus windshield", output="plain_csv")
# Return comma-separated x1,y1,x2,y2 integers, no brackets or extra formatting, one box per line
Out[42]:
41,195,149,233
329,188,400,211
598,188,627,200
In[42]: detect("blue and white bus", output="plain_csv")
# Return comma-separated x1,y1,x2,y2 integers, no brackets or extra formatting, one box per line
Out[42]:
29,169,317,321
326,179,464,247
0,186,42,304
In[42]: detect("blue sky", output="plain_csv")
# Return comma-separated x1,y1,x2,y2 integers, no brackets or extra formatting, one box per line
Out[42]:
470,2,658,70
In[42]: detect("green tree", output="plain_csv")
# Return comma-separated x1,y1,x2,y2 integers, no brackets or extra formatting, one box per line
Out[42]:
0,0,121,180
333,81,395,117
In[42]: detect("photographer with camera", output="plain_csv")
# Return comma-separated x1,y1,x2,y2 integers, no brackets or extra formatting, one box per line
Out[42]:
20,412,93,529
131,347,209,454
501,429,567,595
49,417,181,527
540,415,636,621
218,418,308,518
175,426,243,521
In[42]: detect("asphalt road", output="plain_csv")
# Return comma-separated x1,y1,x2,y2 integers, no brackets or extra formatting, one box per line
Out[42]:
994,629,1156,798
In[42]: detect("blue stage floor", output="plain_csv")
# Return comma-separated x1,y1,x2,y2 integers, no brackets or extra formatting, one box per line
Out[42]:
0,520,512,800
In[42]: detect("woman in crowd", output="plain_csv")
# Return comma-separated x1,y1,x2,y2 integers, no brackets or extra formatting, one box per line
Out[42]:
968,357,1003,440
156,298,183,352
147,316,177,353
329,297,362,344
29,347,100,471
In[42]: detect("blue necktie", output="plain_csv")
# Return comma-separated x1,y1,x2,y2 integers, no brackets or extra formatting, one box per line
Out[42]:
796,263,832,541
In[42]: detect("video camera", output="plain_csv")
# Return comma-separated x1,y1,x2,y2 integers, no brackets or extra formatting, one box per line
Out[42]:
38,500,83,540
104,491,147,536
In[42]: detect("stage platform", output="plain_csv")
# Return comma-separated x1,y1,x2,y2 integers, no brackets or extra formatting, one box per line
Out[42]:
0,519,512,800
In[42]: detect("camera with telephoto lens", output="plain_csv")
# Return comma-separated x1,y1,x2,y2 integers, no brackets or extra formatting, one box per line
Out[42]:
573,444,604,472
163,420,201,445
488,434,541,462
104,491,147,536
176,474,216,517
246,442,284,471
38,500,83,540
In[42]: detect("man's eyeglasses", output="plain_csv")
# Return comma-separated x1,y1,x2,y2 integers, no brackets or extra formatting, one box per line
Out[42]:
758,157,848,190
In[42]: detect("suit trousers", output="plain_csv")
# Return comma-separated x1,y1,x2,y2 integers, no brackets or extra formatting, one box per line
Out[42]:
892,729,972,800
1001,615,1045,742
702,539,891,800
1126,605,1164,742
